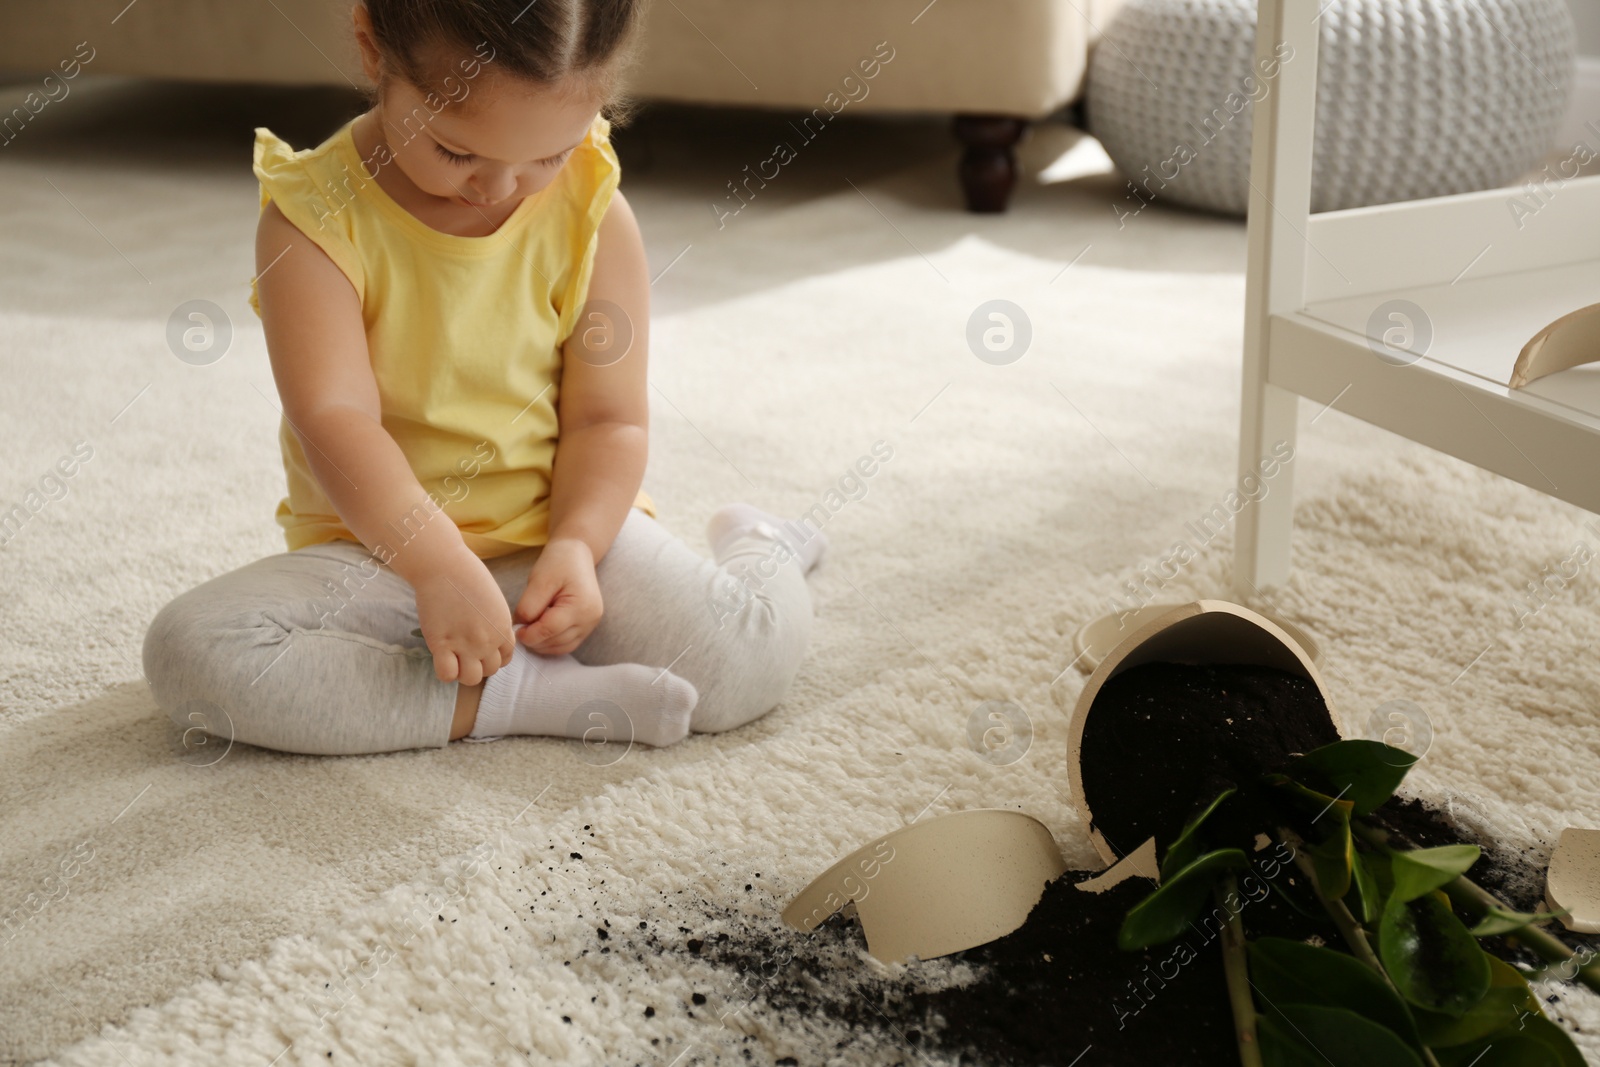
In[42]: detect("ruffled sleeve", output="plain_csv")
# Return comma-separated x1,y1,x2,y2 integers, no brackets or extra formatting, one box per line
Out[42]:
553,116,623,345
248,126,366,317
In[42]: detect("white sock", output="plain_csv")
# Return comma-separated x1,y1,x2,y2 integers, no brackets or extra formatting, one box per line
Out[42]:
707,503,828,574
468,646,697,748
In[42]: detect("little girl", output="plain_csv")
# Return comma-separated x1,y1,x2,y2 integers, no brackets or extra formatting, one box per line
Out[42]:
141,0,823,756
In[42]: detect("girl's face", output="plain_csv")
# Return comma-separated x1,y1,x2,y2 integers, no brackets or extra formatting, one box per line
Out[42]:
375,73,604,209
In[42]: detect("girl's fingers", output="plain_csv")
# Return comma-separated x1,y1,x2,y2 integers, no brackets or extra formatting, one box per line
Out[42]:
516,583,558,624
533,625,582,653
435,650,460,683
527,607,571,645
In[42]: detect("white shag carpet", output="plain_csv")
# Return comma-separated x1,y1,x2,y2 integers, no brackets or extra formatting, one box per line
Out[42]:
1,81,1598,1066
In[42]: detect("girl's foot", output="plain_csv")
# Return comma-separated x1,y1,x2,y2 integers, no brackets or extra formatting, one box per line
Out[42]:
707,503,828,574
468,646,697,747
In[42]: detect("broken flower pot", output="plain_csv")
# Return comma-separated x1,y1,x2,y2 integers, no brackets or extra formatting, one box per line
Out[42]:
781,809,1067,964
1547,826,1600,934
1070,603,1323,676
783,601,1342,964
1066,600,1345,867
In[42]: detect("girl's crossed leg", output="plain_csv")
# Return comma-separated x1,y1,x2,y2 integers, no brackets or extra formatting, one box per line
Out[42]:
141,506,820,756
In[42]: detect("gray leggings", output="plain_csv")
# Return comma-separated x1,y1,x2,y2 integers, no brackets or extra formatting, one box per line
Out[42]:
141,508,814,755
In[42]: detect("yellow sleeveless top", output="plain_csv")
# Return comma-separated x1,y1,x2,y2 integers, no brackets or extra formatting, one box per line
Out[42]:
248,115,656,559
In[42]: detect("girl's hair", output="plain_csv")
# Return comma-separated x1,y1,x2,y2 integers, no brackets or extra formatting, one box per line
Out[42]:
363,0,647,120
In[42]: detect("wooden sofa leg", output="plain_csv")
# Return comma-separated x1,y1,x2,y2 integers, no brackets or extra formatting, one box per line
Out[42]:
953,115,1028,213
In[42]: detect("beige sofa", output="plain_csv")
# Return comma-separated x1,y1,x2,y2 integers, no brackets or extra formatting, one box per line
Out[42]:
0,0,1121,210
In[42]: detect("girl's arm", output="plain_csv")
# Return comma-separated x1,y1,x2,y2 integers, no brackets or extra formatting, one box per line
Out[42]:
544,189,652,563
513,191,650,655
255,201,470,583
255,202,513,685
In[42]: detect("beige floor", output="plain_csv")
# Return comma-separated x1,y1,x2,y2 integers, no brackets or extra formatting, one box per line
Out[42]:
1,78,1597,1065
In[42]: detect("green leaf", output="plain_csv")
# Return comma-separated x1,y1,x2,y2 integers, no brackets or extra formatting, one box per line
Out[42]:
1413,956,1541,1048
1266,773,1359,900
1516,1013,1588,1067
1366,846,1397,899
1379,892,1492,1016
1258,1013,1329,1067
1249,937,1421,1048
1389,845,1480,905
1470,905,1570,938
1160,788,1235,881
1352,848,1386,924
1288,739,1416,815
1118,849,1248,950
1305,814,1356,900
1269,774,1356,822
1257,1004,1424,1067
1414,989,1529,1048
1483,952,1543,993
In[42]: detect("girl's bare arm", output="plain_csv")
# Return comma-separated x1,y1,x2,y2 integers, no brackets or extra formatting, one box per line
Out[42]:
254,202,512,684
255,201,476,582
543,189,652,564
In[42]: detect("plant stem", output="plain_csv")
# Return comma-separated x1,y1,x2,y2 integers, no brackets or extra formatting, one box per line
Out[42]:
1279,828,1445,1067
1279,828,1384,973
1216,875,1264,1067
1353,821,1600,996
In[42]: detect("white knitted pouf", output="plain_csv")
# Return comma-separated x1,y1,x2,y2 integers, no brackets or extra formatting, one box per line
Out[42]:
1087,0,1578,216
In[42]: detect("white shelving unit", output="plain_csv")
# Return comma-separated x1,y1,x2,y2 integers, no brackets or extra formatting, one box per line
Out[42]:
1235,0,1600,592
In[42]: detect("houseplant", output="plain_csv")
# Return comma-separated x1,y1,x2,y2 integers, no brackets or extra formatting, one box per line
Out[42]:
1118,737,1596,1066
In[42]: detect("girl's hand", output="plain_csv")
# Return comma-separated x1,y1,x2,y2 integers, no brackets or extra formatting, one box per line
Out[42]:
515,538,602,656
413,552,515,685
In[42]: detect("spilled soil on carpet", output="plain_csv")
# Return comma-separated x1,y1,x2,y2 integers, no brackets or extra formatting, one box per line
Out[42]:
646,797,1597,1067
611,662,1597,1065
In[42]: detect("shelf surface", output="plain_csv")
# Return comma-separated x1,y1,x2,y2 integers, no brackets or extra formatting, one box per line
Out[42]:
1299,257,1600,420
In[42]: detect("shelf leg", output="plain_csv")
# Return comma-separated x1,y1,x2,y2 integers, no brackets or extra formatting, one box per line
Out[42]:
1234,380,1298,594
